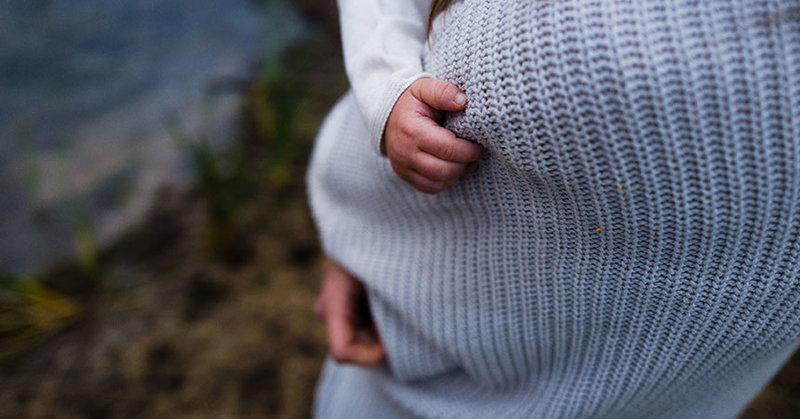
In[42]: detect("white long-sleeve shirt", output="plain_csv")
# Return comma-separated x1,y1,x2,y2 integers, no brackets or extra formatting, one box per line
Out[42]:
337,0,432,153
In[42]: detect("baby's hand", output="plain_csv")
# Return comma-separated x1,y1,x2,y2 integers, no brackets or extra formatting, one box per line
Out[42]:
384,78,484,194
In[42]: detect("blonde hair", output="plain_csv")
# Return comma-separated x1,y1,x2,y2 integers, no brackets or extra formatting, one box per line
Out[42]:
427,0,453,35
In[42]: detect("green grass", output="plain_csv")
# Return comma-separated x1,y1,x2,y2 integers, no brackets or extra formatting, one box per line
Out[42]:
70,212,101,281
0,272,80,360
250,58,307,185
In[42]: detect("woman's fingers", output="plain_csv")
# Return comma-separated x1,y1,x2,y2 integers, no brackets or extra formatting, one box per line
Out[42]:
316,261,386,367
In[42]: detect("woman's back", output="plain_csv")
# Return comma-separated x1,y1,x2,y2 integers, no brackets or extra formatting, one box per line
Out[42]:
309,0,800,416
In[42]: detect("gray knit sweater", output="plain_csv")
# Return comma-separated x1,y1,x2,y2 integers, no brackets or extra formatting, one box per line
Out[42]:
307,0,800,417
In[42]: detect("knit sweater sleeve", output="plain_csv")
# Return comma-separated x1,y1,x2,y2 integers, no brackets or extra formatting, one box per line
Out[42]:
337,0,432,154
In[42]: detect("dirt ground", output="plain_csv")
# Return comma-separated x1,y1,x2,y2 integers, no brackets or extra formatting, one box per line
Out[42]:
0,186,327,419
1,1,799,418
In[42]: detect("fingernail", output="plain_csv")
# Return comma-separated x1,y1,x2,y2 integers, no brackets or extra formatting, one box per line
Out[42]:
454,93,467,107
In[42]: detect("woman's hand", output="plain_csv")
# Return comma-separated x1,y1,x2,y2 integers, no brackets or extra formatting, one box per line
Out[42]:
384,78,485,194
314,260,385,367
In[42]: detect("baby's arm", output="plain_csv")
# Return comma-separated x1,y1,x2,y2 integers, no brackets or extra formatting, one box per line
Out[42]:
338,0,484,193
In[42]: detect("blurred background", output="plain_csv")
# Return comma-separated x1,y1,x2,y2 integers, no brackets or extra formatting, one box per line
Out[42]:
0,1,796,418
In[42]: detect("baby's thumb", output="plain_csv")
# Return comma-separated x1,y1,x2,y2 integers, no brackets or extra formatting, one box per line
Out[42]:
410,78,468,112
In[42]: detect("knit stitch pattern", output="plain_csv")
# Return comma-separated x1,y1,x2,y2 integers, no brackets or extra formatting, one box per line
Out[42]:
307,0,800,417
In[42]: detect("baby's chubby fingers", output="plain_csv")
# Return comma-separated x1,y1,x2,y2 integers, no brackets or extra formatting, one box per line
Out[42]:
413,151,467,180
385,77,485,194
400,122,484,193
417,123,485,163
401,168,458,194
407,77,469,113
388,145,467,194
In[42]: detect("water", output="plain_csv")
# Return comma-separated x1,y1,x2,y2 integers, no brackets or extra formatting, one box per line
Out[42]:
0,0,305,274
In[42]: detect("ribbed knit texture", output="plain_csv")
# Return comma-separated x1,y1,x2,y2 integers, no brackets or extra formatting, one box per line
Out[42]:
307,0,800,417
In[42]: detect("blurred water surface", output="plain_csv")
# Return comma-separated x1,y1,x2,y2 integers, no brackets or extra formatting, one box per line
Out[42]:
0,0,305,274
